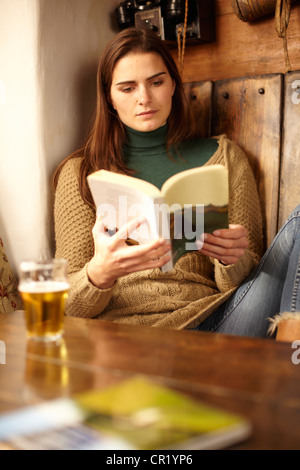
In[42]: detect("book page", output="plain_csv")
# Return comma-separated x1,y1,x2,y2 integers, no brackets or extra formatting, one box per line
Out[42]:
88,177,166,245
88,170,161,199
161,165,228,207
161,165,229,246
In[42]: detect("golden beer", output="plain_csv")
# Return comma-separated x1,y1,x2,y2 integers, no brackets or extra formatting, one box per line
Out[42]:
19,259,69,342
20,281,69,341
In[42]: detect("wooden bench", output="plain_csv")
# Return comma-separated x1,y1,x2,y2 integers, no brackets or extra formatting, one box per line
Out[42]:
184,70,300,249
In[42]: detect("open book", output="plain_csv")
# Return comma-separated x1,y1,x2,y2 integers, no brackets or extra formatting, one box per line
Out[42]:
0,376,251,450
87,164,229,272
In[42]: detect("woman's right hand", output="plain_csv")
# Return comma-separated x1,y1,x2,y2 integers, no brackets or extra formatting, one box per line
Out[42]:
87,216,172,289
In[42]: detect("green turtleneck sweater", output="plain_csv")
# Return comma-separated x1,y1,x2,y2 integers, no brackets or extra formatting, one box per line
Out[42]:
123,125,218,189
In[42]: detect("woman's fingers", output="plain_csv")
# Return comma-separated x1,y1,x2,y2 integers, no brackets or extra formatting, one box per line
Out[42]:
113,217,145,242
93,215,171,266
92,216,107,237
113,236,171,266
197,225,249,265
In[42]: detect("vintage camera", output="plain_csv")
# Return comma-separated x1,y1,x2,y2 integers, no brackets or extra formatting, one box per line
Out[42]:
115,0,215,43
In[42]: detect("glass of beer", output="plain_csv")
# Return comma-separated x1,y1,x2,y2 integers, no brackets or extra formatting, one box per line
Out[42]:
18,259,69,342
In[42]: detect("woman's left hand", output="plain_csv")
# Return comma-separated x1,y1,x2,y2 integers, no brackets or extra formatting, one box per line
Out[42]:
197,224,249,265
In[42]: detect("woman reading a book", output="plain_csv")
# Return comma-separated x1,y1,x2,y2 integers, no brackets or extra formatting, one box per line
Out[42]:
54,27,300,337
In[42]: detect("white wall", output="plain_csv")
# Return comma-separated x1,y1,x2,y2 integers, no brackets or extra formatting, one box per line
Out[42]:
0,0,45,273
0,0,120,274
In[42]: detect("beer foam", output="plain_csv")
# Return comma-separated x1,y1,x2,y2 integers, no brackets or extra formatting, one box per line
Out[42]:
19,280,70,293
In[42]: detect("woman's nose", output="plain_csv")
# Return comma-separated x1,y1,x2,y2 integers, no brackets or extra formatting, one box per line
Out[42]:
137,86,151,105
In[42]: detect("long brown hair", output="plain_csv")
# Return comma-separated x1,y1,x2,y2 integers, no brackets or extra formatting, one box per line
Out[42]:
54,27,193,207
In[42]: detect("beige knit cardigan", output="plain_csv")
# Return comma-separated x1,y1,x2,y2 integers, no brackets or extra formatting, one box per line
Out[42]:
54,135,263,329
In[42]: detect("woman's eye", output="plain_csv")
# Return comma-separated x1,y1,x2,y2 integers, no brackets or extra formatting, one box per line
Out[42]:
122,87,134,93
152,80,162,87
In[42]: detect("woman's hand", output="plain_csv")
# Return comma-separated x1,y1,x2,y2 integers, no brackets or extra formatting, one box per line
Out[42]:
197,224,248,265
87,216,171,289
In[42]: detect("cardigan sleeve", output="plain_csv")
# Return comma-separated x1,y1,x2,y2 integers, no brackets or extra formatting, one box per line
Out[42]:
212,137,264,292
54,157,114,318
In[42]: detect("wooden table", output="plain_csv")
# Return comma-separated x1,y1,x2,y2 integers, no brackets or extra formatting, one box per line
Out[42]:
0,311,300,450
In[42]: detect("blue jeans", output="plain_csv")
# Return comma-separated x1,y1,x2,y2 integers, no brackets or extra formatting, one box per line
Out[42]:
196,204,300,338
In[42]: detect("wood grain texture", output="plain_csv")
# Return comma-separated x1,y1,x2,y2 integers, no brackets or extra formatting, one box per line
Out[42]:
171,1,300,82
278,71,300,228
213,74,282,247
1,312,300,449
183,81,213,137
186,74,282,247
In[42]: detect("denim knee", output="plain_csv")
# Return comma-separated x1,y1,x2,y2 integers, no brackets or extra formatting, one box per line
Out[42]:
290,204,300,217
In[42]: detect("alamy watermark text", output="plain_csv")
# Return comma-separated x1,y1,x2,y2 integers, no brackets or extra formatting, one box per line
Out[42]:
97,198,205,249
291,340,300,365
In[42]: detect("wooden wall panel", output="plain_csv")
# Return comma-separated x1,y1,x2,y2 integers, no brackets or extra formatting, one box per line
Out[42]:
211,74,283,247
171,1,300,83
278,71,300,229
183,81,213,138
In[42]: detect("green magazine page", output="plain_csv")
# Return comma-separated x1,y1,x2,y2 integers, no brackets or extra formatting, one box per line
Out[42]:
73,376,251,450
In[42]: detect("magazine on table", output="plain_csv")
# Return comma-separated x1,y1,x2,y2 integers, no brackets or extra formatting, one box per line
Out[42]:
0,376,251,450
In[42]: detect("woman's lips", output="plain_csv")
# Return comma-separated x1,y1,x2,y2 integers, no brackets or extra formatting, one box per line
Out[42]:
137,110,157,117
